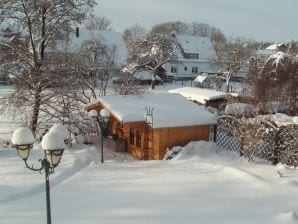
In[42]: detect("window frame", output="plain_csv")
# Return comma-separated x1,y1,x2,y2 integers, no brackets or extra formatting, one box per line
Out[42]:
129,128,135,145
192,67,198,74
136,130,142,148
171,66,177,73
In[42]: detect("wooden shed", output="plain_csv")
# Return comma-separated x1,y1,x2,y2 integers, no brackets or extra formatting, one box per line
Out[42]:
85,93,217,160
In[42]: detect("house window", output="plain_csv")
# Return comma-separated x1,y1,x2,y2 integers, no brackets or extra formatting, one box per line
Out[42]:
136,130,141,148
184,66,187,71
129,128,135,145
192,67,198,74
171,66,177,73
185,53,199,59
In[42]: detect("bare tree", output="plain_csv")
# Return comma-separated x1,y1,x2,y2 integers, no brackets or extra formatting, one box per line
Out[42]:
124,33,178,90
150,21,226,46
151,21,189,36
212,41,252,93
84,14,112,31
69,36,117,103
0,0,96,134
123,23,147,45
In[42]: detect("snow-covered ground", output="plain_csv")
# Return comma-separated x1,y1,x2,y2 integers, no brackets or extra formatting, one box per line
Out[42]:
1,84,298,224
1,140,298,224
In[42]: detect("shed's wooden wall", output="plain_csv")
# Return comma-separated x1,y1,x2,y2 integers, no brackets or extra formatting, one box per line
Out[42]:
153,125,211,160
120,122,147,159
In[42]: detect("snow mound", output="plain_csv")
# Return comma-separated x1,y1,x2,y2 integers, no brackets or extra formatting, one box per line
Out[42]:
164,141,229,160
49,124,69,139
11,127,35,145
41,132,66,150
257,113,298,127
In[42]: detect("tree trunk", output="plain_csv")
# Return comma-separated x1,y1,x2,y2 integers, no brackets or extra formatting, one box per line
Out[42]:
30,88,42,134
150,79,156,90
150,72,156,90
226,79,230,93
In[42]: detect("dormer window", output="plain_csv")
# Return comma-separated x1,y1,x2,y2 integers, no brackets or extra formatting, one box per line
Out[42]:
184,53,199,59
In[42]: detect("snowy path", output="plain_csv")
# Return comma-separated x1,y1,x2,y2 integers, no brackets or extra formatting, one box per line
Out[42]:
1,143,298,224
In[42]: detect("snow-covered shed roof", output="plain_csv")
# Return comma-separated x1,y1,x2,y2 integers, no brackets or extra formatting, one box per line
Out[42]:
94,93,217,128
176,35,218,61
193,74,215,83
169,87,230,104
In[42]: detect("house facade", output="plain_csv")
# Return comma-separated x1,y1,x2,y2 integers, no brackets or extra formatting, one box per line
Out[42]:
85,93,217,160
163,35,218,80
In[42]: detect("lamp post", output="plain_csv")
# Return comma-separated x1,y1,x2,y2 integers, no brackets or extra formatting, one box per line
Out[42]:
11,127,66,224
89,108,110,163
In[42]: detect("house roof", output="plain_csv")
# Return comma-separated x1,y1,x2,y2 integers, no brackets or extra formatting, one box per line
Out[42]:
92,93,217,128
54,29,128,67
168,87,230,104
266,43,283,50
176,35,218,61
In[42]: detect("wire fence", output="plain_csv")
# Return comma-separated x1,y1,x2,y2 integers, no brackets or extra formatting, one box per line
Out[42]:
215,126,241,152
215,116,298,166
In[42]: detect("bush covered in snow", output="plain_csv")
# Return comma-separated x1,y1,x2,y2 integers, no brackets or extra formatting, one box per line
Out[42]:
218,114,298,167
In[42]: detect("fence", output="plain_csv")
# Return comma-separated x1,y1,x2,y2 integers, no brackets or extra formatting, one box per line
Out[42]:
214,116,298,166
215,125,241,152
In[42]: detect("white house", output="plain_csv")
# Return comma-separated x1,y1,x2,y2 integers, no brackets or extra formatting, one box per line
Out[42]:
163,35,218,80
255,49,274,65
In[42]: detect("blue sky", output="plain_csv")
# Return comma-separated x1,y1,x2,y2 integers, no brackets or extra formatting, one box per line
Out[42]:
94,0,298,42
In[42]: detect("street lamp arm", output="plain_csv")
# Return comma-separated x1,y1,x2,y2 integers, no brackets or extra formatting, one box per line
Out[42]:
24,158,45,173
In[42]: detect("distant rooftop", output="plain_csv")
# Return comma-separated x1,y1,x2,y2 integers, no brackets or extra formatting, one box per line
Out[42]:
55,29,128,67
266,43,283,51
176,35,218,61
169,87,230,104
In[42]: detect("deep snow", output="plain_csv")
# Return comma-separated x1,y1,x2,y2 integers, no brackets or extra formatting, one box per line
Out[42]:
1,141,298,224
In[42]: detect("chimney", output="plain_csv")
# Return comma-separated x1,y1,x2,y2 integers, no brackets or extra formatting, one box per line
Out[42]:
76,27,79,38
